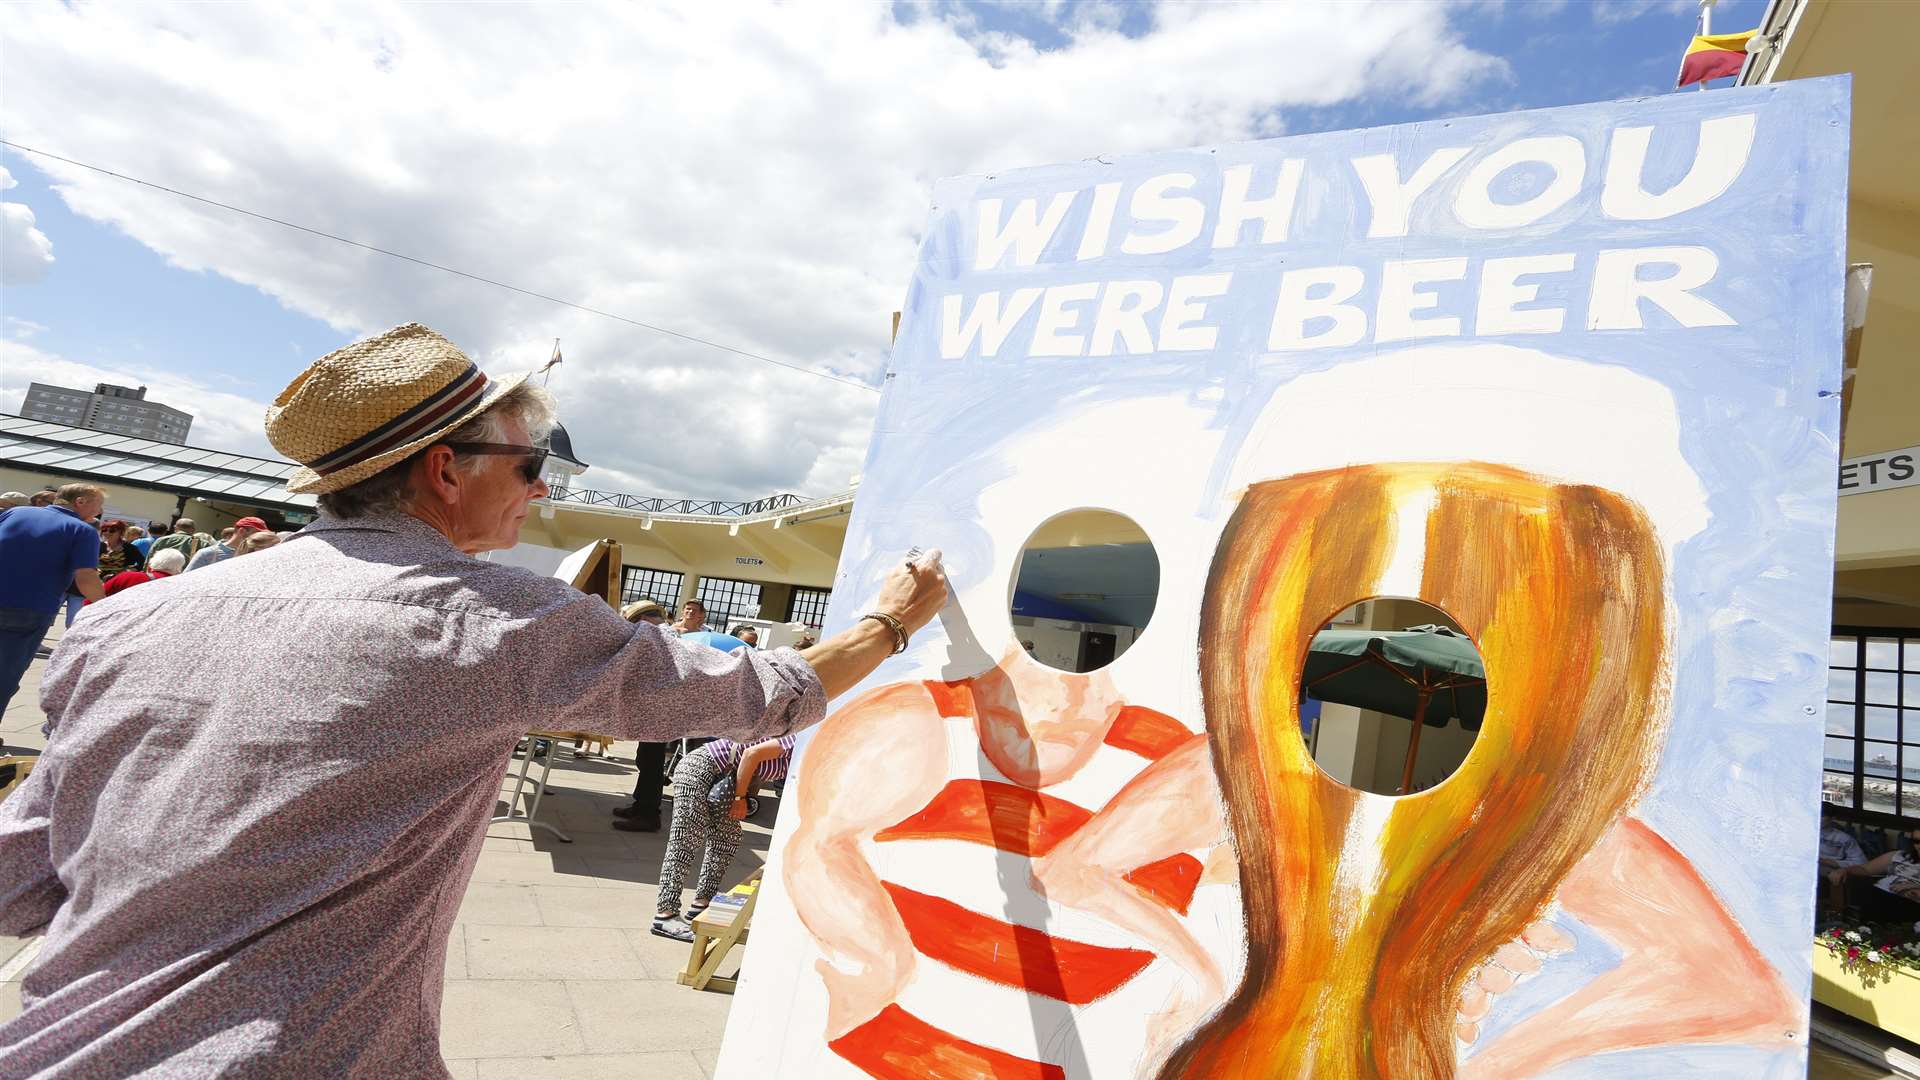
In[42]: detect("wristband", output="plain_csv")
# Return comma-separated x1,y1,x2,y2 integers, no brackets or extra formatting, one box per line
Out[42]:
860,611,909,654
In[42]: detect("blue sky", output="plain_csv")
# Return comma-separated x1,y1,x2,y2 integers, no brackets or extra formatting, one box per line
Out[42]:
0,0,1772,495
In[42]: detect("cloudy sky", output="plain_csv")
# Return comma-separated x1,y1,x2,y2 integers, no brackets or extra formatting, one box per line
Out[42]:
0,0,1763,501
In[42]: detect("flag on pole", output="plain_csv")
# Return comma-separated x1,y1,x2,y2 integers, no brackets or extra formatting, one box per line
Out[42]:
549,339,563,367
1677,29,1756,87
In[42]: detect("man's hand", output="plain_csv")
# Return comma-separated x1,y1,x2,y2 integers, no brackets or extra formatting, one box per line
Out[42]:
870,548,948,636
799,549,951,700
728,798,750,821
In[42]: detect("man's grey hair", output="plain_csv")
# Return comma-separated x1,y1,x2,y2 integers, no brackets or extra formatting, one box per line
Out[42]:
318,381,557,519
149,548,188,574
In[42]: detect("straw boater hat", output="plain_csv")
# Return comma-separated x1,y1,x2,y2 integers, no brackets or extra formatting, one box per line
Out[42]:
267,323,534,495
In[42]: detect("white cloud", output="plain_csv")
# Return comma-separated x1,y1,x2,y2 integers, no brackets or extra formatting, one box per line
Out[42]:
0,2,1502,500
0,166,55,285
1590,0,1695,26
0,339,278,458
5,316,48,340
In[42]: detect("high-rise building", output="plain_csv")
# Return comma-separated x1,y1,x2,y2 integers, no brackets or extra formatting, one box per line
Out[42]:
20,382,193,444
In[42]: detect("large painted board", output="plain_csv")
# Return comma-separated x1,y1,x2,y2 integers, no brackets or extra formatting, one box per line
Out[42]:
719,79,1850,1079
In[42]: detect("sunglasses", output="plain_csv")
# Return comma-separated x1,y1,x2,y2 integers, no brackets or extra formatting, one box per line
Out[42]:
443,442,550,484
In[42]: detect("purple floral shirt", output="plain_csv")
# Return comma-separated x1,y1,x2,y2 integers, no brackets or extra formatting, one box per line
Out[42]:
0,511,825,1077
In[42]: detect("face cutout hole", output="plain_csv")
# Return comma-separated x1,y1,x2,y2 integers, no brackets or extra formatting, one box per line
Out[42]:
1009,509,1159,673
1300,597,1487,796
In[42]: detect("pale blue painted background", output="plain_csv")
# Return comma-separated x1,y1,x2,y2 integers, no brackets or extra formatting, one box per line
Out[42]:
806,78,1850,1078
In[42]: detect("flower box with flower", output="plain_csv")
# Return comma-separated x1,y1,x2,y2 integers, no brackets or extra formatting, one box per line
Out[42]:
1816,924,1920,1042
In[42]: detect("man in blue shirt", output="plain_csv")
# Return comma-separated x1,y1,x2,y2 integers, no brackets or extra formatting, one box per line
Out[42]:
0,483,106,719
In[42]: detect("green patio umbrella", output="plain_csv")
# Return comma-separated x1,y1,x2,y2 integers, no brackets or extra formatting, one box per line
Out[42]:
1303,623,1486,794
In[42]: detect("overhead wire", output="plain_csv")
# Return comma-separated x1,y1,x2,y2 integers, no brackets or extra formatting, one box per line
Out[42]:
0,138,882,394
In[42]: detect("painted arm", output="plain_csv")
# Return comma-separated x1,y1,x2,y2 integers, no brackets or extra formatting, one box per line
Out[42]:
786,681,950,1039
1459,817,1801,1079
1030,733,1231,1050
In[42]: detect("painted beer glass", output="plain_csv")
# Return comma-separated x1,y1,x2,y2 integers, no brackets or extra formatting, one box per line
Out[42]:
1164,462,1669,1078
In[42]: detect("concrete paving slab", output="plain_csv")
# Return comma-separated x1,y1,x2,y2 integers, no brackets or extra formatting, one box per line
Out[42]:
529,885,653,930
474,1051,707,1079
620,927,707,983
455,882,544,926
564,979,733,1055
468,849,599,887
439,979,583,1059
444,926,467,980
464,925,645,981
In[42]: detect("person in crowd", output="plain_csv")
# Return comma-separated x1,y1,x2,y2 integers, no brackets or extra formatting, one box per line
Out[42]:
1818,803,1868,918
0,483,105,716
650,733,796,942
133,521,168,558
148,516,206,564
103,548,187,597
184,516,270,572
623,599,668,627
669,599,707,635
240,531,282,556
0,492,28,511
1829,829,1920,922
29,489,57,508
96,520,146,579
615,599,673,832
0,322,946,1076
729,625,760,648
123,524,147,553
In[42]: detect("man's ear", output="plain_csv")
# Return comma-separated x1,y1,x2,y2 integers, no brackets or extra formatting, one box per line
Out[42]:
415,445,463,504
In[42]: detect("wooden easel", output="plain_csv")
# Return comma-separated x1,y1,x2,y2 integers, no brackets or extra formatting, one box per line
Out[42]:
677,868,762,993
542,538,623,755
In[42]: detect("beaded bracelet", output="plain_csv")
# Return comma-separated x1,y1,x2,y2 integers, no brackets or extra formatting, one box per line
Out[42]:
860,611,909,654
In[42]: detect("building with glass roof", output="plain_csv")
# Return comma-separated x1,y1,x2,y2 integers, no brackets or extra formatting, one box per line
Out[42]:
0,412,316,529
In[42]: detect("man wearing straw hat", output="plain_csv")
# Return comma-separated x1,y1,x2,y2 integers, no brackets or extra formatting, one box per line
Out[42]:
0,323,947,1077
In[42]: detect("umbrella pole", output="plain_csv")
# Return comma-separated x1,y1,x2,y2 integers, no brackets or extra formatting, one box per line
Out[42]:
1398,689,1432,795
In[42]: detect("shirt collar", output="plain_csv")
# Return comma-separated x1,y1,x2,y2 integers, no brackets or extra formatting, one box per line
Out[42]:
49,505,85,523
300,510,466,555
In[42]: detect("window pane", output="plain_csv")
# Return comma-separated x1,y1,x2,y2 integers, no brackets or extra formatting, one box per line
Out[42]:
1831,669,1857,702
1867,670,1899,705
1827,736,1856,770
695,576,763,632
1906,641,1920,673
1828,703,1858,736
786,587,833,629
1865,742,1900,778
1865,778,1898,816
1824,772,1856,807
1832,636,1859,667
619,567,684,609
1904,788,1920,820
1867,706,1899,741
1907,678,1920,708
1868,638,1900,670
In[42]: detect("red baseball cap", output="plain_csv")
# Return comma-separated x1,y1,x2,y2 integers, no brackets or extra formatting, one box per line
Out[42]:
233,516,271,532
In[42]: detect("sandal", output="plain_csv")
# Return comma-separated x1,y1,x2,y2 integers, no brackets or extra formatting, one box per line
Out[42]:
651,916,695,943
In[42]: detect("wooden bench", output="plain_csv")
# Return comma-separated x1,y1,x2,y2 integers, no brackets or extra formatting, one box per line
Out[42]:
677,868,762,994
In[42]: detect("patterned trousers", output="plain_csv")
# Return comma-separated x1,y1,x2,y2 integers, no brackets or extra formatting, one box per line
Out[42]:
654,749,743,919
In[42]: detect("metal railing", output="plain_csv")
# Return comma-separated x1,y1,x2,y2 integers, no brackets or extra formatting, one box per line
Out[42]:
544,487,809,518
